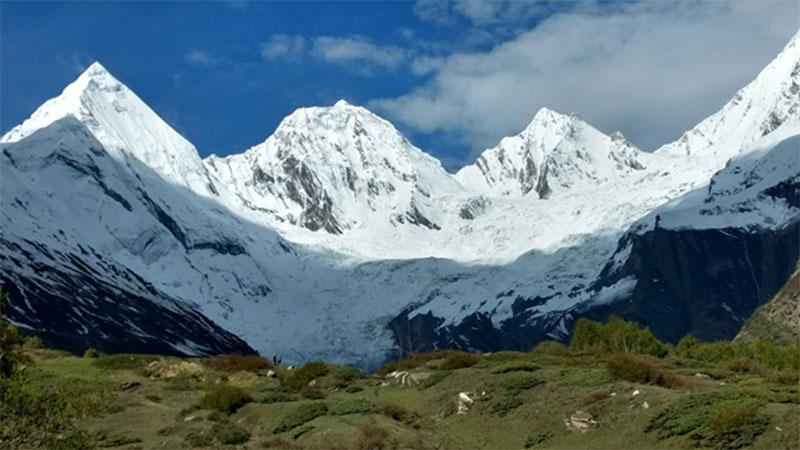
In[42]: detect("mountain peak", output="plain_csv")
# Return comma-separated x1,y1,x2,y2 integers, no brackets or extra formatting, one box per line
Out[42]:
656,31,800,159
2,60,214,196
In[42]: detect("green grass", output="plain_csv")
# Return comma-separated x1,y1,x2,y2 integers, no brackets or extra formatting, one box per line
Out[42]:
4,333,799,450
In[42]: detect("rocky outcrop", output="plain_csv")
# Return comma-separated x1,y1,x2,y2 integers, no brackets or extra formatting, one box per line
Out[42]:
736,262,800,345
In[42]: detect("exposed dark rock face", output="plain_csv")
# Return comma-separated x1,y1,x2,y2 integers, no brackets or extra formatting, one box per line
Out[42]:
584,221,800,343
0,237,255,357
389,221,800,355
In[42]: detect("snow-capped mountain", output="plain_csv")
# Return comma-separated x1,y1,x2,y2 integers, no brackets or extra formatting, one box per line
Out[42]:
204,100,464,234
1,33,797,367
656,30,800,159
455,108,645,199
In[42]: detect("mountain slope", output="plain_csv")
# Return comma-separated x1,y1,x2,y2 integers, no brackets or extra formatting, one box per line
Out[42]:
736,262,800,345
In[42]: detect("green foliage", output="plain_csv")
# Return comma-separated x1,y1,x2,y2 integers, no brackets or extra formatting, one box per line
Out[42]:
373,402,420,427
555,368,612,387
211,421,251,445
676,338,800,372
198,383,252,415
490,394,523,416
439,351,479,370
376,349,476,376
273,402,328,433
0,370,112,448
328,397,372,415
355,420,390,450
300,385,325,399
92,353,159,370
417,370,451,389
204,353,272,373
0,289,28,378
183,428,214,447
706,402,769,449
531,340,570,356
647,392,770,449
284,361,329,391
24,335,43,349
524,431,553,448
571,316,669,357
607,354,682,388
501,373,544,395
82,348,100,359
258,389,298,404
489,361,541,374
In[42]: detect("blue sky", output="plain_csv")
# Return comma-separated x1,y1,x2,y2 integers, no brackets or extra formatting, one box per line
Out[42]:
1,1,797,171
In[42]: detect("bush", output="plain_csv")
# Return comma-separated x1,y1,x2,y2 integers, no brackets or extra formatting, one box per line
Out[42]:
0,290,28,377
258,390,298,404
489,362,541,374
332,365,368,385
24,336,43,349
373,403,420,427
356,420,390,450
198,384,252,415
92,354,159,370
300,386,325,399
571,316,669,357
555,368,612,387
490,395,523,416
707,402,769,449
502,373,544,394
284,361,329,391
606,354,681,388
524,431,553,448
439,351,479,370
212,422,250,445
204,354,272,373
376,350,472,376
273,402,328,433
0,370,112,448
183,429,213,447
83,348,100,359
676,338,799,375
328,398,372,415
531,341,569,356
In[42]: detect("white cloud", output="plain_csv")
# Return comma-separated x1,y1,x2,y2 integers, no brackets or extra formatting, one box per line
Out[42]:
260,35,306,61
311,36,409,71
184,50,219,67
260,34,411,75
374,1,799,161
414,0,549,27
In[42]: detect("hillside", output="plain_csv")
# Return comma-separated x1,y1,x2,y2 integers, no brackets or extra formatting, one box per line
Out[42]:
2,317,799,449
737,263,800,345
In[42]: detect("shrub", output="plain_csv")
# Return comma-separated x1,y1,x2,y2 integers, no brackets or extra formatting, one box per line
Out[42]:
0,290,28,377
556,368,612,387
706,402,769,449
356,420,390,450
183,429,213,447
677,338,799,373
83,348,100,359
373,403,420,427
376,350,470,376
531,341,569,356
524,431,553,448
285,361,329,391
490,395,523,416
258,390,298,404
198,384,252,415
571,316,669,357
502,373,544,394
24,336,43,349
489,362,541,374
212,422,251,445
333,365,368,385
417,370,450,389
439,351,479,370
606,354,681,388
273,402,328,433
92,354,159,370
328,398,372,416
300,386,325,399
205,354,272,373
0,370,112,448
